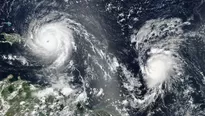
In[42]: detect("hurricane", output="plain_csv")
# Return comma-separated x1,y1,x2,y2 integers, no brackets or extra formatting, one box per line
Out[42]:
26,14,74,68
128,18,185,109
123,17,205,115
0,0,119,115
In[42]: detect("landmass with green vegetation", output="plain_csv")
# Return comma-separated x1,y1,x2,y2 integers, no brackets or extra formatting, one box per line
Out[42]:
0,74,113,116
0,33,22,45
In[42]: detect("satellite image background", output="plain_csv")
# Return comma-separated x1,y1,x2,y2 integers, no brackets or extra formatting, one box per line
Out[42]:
0,0,205,116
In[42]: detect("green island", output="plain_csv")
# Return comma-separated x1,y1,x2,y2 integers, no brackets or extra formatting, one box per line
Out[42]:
0,33,22,45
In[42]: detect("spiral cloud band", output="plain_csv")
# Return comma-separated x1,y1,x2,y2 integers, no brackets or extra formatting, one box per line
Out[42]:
26,14,74,68
129,18,185,109
134,18,184,89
